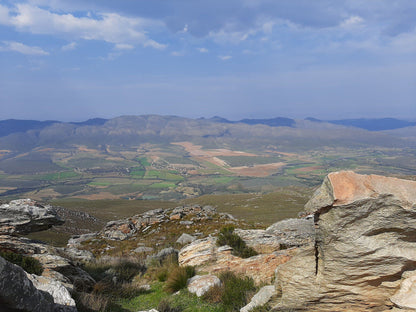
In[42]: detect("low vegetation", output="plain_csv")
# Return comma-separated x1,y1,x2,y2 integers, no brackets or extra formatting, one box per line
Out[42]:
0,250,43,275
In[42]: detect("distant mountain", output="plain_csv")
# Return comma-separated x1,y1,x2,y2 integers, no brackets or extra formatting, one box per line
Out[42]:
0,119,59,137
306,117,416,131
70,118,108,126
208,116,296,127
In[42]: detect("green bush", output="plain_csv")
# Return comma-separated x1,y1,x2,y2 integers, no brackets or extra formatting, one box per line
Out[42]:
164,265,195,293
0,250,43,275
219,271,256,311
216,226,258,258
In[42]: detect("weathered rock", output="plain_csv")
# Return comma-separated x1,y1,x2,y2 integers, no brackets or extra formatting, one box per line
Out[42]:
28,274,77,311
275,171,416,311
187,275,222,297
176,233,196,245
179,237,294,284
0,199,64,235
391,270,416,310
0,255,55,312
240,285,276,312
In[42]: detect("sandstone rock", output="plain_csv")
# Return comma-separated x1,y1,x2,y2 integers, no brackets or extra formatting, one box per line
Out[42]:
176,233,196,245
179,237,294,284
275,171,416,311
28,274,77,311
391,271,416,310
187,275,222,297
0,255,55,312
240,285,276,312
0,199,64,235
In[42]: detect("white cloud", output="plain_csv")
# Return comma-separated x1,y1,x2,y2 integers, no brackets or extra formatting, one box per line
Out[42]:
340,16,364,29
218,55,232,60
197,47,208,53
115,43,134,50
1,3,166,50
62,41,77,51
0,41,49,55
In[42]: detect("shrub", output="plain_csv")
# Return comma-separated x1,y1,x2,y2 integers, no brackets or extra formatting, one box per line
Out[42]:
0,250,43,275
111,260,146,283
219,271,256,311
216,226,258,258
164,265,195,293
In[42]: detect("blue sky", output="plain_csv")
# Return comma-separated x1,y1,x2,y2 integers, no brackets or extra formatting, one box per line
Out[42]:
0,0,415,121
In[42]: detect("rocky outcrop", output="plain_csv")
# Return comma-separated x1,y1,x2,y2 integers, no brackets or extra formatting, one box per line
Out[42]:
179,237,294,284
102,205,218,240
0,199,64,235
187,275,222,297
275,171,416,311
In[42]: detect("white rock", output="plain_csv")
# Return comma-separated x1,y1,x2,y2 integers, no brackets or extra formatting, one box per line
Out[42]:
187,275,222,297
176,233,196,245
28,274,77,311
240,285,275,312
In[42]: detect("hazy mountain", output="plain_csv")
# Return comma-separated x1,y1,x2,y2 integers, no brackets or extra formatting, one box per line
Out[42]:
306,117,416,131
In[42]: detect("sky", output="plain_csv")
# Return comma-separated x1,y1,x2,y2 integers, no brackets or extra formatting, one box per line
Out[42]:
0,0,415,121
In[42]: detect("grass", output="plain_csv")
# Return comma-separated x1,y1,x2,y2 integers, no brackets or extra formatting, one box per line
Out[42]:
164,266,196,293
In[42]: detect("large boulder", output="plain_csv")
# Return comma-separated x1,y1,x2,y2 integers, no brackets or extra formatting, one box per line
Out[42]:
0,199,64,235
275,171,416,311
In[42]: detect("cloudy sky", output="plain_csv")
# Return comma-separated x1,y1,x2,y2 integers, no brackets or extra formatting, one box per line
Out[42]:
0,0,415,121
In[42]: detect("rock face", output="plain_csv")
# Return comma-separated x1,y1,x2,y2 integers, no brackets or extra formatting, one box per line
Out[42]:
275,171,416,311
0,199,64,235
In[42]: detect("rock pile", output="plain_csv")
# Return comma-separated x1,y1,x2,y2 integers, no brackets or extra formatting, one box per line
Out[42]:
275,171,416,311
102,205,217,240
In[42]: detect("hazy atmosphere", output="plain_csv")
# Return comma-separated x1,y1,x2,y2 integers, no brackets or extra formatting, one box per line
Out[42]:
0,0,415,121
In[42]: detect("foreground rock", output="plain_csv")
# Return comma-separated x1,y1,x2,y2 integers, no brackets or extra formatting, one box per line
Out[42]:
0,199,64,235
275,171,416,311
0,255,67,312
